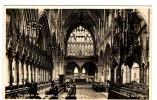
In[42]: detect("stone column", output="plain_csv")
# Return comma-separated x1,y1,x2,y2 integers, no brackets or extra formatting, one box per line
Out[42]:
104,63,110,83
59,63,61,75
43,69,45,82
16,60,19,86
42,68,44,82
114,66,117,83
53,59,57,79
53,67,55,80
12,59,16,85
42,69,44,82
60,62,62,74
34,66,36,82
9,59,13,87
40,68,42,83
36,67,38,83
126,66,131,83
45,70,47,82
28,65,31,83
44,69,45,82
44,69,46,82
41,68,43,82
38,68,40,83
26,63,29,83
50,69,52,81
56,62,59,78
104,65,106,84
146,66,149,85
21,63,24,85
19,62,22,85
3,57,10,86
108,67,111,81
45,69,46,82
6,49,13,87
47,70,48,81
24,63,27,84
46,69,47,82
5,56,10,86
46,70,48,81
97,65,102,82
31,64,33,82
32,65,34,82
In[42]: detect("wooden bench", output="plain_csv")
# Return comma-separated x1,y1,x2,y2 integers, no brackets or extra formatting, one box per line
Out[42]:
108,82,149,99
5,82,52,99
66,84,76,99
92,82,106,92
45,83,66,98
5,87,29,99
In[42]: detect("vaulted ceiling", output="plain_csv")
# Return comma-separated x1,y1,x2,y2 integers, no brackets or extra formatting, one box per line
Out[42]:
61,9,104,41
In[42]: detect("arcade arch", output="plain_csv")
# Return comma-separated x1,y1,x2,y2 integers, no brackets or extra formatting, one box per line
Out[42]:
65,62,80,82
81,62,98,82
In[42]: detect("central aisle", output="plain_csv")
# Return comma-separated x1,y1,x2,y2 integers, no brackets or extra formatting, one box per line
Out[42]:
77,88,108,99
60,84,108,100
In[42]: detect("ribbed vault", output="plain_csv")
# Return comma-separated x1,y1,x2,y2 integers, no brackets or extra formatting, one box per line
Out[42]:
62,9,104,42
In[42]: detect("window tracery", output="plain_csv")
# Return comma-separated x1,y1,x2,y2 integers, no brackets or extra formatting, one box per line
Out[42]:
67,26,94,57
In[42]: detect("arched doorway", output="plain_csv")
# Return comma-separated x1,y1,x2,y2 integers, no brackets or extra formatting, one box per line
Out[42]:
65,62,80,82
81,62,98,82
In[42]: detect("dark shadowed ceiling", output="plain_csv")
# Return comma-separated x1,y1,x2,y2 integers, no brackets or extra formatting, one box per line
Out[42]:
62,9,104,41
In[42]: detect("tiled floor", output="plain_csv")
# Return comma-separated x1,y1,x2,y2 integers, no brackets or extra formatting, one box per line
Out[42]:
17,84,108,99
60,85,108,100
76,88,108,100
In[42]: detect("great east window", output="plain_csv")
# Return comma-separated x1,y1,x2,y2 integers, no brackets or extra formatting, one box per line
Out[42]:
67,25,94,57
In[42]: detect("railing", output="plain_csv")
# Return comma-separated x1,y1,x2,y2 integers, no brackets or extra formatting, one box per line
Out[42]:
108,82,149,99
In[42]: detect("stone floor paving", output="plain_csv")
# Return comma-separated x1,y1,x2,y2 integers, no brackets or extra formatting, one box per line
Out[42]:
17,85,108,99
59,85,108,100
76,88,108,100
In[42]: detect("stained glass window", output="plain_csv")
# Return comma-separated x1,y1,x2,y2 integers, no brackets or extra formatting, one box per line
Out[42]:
67,25,94,57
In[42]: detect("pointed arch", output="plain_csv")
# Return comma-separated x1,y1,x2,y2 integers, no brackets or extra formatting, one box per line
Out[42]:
65,61,80,75
66,25,95,57
81,62,98,76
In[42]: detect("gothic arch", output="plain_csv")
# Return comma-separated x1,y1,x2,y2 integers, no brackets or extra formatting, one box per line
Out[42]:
65,61,81,75
81,62,98,76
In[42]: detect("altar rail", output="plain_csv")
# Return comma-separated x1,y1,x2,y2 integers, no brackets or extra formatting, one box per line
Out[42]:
108,82,149,99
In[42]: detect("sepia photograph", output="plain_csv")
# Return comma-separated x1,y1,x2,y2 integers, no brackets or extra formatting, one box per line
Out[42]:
3,6,151,99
